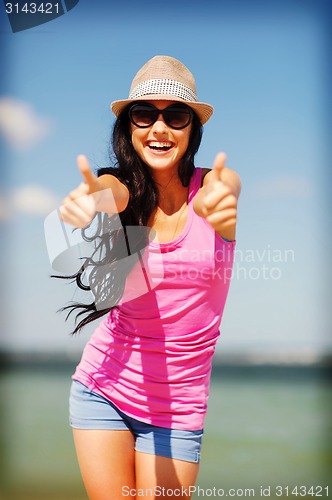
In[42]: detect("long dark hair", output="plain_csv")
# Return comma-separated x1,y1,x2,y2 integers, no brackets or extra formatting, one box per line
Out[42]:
56,105,203,334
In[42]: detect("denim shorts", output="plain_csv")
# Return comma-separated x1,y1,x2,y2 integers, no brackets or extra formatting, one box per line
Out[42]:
69,380,203,463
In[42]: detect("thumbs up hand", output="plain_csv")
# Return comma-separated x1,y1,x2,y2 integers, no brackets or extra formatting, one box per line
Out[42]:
77,154,99,193
194,152,239,241
59,155,101,228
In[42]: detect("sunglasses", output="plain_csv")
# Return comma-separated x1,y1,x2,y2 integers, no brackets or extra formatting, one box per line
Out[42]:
129,102,193,130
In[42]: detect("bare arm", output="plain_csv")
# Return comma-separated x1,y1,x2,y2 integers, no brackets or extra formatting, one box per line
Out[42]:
60,155,129,228
193,153,241,241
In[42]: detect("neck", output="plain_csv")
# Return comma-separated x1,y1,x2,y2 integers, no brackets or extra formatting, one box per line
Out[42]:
149,167,188,213
152,168,178,191
158,182,188,215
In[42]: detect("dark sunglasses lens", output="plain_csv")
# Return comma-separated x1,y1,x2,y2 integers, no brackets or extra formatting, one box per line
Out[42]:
164,107,192,129
130,105,157,127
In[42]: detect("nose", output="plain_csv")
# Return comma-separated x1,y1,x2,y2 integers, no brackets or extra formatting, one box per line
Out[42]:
151,114,168,134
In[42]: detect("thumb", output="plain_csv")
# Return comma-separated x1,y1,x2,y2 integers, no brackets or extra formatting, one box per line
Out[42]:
211,152,226,182
77,154,97,193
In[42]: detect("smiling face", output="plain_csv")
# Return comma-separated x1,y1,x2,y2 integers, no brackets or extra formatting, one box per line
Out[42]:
130,100,192,177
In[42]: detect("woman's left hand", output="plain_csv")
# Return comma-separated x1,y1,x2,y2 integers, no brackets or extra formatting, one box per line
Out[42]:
194,153,241,241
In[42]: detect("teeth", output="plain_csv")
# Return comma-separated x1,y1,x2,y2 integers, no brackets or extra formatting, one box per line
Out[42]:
148,141,173,149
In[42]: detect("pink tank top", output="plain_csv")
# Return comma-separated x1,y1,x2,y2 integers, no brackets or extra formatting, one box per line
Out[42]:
73,168,235,430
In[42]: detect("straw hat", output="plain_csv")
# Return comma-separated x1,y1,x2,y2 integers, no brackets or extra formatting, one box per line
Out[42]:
111,55,214,125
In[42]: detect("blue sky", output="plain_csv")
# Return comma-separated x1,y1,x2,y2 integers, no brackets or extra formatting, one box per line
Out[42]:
0,0,331,359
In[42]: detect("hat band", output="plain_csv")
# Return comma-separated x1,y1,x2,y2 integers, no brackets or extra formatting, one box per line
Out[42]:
129,79,198,103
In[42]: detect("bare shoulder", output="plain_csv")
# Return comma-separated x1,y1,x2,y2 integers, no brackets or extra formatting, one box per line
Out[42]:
201,168,211,185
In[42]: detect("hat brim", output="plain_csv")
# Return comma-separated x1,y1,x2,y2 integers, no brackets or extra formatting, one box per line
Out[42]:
111,95,214,125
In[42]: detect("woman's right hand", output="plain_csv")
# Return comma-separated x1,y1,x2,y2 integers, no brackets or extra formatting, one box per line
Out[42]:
59,155,100,228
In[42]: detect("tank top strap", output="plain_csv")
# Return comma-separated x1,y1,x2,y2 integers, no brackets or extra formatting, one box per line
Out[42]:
188,167,203,204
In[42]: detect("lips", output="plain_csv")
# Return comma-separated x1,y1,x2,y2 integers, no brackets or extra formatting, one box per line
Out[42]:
147,141,174,152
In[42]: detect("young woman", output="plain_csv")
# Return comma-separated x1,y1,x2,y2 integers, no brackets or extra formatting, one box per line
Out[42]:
59,55,241,500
